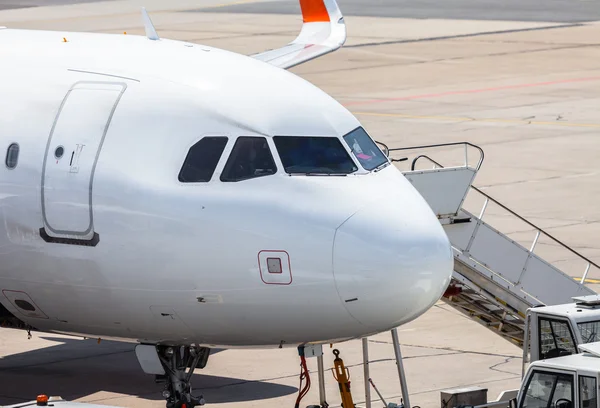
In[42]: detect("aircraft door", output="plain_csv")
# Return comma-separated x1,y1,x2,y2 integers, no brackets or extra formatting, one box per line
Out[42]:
41,82,126,245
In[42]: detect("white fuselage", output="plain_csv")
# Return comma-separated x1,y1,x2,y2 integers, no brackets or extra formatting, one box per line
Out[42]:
0,28,453,347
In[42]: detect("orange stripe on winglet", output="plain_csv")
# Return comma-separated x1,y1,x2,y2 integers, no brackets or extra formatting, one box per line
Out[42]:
300,0,330,23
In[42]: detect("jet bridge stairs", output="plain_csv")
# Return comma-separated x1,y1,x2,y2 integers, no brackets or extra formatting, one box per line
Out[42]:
382,142,599,347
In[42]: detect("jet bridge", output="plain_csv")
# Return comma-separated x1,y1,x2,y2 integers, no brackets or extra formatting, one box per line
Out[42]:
385,142,599,347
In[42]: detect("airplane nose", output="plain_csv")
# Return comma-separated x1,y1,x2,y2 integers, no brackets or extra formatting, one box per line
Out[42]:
333,196,453,332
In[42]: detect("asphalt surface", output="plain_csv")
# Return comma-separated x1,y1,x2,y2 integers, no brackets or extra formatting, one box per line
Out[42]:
4,0,600,23
200,0,600,23
0,0,108,11
1,0,600,407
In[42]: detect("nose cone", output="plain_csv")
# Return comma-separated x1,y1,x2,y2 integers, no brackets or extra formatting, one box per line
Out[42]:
333,195,453,332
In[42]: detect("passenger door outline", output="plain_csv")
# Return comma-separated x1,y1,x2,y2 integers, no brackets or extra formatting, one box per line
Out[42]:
40,81,127,245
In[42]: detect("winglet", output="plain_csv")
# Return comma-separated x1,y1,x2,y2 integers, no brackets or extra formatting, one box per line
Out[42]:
141,7,159,41
251,0,346,69
300,0,331,23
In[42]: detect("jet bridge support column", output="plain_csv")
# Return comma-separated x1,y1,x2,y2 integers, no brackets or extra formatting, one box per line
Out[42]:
317,354,327,407
362,330,411,408
391,328,411,408
363,338,372,408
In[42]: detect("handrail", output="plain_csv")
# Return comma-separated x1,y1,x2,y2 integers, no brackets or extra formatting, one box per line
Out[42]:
375,140,389,157
411,155,443,171
472,185,600,272
409,153,600,274
388,142,485,171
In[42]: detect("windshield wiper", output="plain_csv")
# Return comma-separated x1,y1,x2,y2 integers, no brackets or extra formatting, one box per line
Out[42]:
305,172,348,176
287,172,348,176
373,161,390,172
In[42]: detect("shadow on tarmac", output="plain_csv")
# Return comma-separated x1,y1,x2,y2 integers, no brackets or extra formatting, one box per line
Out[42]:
0,335,296,405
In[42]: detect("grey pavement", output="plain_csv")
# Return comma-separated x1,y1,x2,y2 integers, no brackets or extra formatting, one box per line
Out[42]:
0,0,110,11
1,0,600,407
200,0,600,23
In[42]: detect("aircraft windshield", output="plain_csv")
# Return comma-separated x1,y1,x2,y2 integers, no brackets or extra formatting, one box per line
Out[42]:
343,127,388,171
273,136,358,175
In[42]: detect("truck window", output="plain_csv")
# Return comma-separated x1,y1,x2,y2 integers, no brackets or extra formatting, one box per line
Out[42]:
522,371,574,408
580,376,597,408
539,318,577,359
578,321,600,344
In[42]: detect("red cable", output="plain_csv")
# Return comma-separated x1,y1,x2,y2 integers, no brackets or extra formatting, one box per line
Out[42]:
301,356,311,398
294,355,311,408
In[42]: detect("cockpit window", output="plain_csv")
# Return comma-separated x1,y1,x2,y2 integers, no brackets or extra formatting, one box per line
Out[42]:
179,136,228,183
221,137,277,182
343,127,388,171
273,136,358,175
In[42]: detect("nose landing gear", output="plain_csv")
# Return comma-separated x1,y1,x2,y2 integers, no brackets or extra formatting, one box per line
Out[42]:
156,345,210,408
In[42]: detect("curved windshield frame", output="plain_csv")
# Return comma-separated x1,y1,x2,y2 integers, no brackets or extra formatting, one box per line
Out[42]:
343,127,388,171
273,136,358,175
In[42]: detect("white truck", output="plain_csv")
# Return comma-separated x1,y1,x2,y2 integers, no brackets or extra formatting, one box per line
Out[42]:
498,296,600,408
524,296,600,366
444,296,600,408
514,341,600,408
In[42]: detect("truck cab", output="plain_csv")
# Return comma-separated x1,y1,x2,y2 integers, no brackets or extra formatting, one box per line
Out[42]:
527,296,600,363
517,342,600,408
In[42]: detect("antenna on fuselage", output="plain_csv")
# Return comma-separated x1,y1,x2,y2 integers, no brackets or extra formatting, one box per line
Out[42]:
141,7,159,41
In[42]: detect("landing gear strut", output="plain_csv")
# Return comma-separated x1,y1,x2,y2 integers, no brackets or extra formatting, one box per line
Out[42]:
156,345,210,408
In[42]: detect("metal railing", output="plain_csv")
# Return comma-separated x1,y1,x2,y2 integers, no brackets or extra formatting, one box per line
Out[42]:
471,186,600,286
401,143,599,287
375,141,389,157
385,141,485,171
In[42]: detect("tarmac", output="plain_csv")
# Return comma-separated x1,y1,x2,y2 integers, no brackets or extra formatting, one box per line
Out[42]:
1,0,600,407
